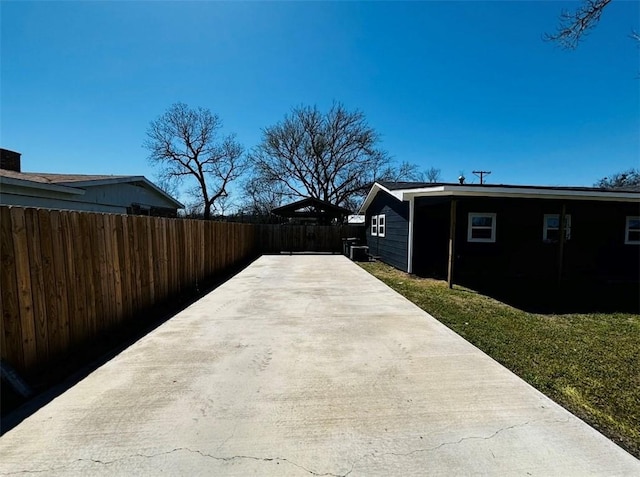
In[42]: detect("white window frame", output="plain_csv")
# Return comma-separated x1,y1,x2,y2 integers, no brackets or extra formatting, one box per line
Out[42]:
467,213,496,243
371,215,378,236
625,216,640,244
543,214,571,242
377,214,386,237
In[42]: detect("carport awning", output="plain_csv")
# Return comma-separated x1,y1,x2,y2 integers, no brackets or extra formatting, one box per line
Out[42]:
271,197,351,220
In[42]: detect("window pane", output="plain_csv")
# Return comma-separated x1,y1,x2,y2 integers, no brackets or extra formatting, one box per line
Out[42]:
629,218,640,230
628,231,640,242
471,228,493,239
471,216,493,227
546,217,559,229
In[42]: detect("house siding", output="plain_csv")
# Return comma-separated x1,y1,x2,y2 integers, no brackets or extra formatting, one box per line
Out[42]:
0,181,179,215
365,191,409,271
0,188,126,213
412,196,640,284
456,198,640,283
80,183,179,210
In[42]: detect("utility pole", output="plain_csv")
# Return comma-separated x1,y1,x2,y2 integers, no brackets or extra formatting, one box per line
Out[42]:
472,170,491,184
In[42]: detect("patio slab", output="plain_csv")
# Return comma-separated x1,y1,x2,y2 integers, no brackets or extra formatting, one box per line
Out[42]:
1,255,638,475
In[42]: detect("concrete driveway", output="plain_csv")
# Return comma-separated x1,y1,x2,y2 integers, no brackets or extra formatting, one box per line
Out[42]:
1,255,638,476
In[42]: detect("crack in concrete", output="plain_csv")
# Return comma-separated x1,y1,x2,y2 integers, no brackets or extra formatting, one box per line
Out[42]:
0,447,348,477
214,426,237,452
0,418,571,477
340,417,569,476
177,448,347,476
0,450,179,476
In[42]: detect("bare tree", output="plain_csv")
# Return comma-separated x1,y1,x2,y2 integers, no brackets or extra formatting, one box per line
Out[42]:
595,168,640,189
154,175,181,199
545,0,614,49
247,102,416,211
212,194,237,217
144,103,247,220
418,166,442,183
380,161,422,183
242,175,287,216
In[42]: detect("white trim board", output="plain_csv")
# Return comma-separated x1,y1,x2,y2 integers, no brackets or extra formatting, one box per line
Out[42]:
359,182,640,214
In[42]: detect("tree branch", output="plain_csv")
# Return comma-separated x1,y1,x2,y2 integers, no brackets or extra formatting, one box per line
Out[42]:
545,0,613,49
144,102,245,219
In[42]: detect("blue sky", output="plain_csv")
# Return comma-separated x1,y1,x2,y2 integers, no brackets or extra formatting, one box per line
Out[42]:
2,0,638,198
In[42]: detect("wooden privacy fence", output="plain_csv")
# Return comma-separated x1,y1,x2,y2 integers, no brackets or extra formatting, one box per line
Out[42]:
0,207,364,376
257,224,365,253
0,206,258,375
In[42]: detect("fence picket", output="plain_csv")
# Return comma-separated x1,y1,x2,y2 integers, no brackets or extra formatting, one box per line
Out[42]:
117,215,133,319
37,210,59,359
49,210,70,356
109,214,124,323
11,207,38,370
38,209,62,359
24,208,49,366
1,208,22,368
81,213,98,336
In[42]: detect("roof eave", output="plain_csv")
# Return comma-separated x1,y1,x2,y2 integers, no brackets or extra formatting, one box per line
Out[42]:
56,176,146,188
137,177,185,209
62,176,184,208
0,176,85,196
402,185,640,202
272,197,351,216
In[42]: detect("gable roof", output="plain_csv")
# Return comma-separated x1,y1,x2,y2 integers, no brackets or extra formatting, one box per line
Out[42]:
0,169,184,209
360,181,640,213
272,197,351,218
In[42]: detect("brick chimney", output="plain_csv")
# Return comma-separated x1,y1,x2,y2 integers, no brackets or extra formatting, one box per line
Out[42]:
1,148,21,172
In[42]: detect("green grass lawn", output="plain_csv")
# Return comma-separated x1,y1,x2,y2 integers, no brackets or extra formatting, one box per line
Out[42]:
359,261,640,458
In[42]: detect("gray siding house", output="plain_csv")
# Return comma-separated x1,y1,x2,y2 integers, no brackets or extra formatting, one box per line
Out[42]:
0,149,183,216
